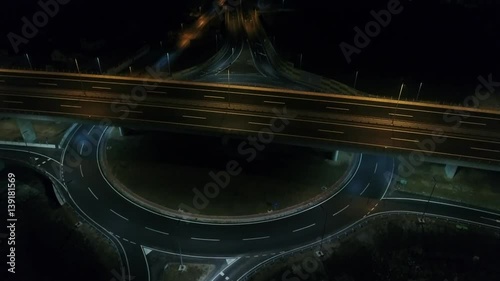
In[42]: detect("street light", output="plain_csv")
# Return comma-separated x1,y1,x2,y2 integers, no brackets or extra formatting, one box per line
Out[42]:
416,82,423,100
74,58,80,73
25,54,33,70
74,58,86,96
96,57,102,74
319,205,327,251
227,68,231,108
167,52,171,76
299,53,303,69
354,70,359,89
422,176,437,221
397,82,404,101
391,82,405,125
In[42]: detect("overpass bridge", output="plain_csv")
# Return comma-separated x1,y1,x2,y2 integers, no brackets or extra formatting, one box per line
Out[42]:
1,69,499,176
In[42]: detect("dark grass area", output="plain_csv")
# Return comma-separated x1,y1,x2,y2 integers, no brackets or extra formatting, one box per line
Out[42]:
0,160,120,281
251,215,500,281
392,163,500,212
106,129,349,216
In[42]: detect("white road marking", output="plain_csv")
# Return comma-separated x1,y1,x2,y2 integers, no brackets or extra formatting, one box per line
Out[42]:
80,143,85,155
88,187,99,200
460,121,486,126
92,86,111,90
3,100,23,104
374,163,378,174
119,109,142,114
204,95,225,100
242,236,270,241
145,227,169,236
79,165,84,177
38,82,58,86
110,209,129,221
326,106,350,111
248,122,271,126
88,125,95,135
388,113,413,118
332,205,350,217
318,129,344,134
191,237,220,242
360,183,370,195
471,147,500,153
60,104,82,109
130,241,137,245
123,238,129,242
292,223,316,233
385,197,500,217
183,115,207,120
263,100,285,105
480,216,500,223
391,137,419,143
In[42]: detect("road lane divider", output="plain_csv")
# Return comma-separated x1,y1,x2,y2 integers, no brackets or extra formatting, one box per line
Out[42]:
471,147,500,153
326,106,350,111
459,121,486,126
191,237,220,242
388,113,413,118
318,129,344,134
332,205,350,217
3,100,23,104
242,236,270,241
38,82,58,86
360,183,370,195
292,223,316,233
60,104,82,109
391,137,419,143
182,115,207,120
87,187,99,200
145,227,169,236
110,209,129,221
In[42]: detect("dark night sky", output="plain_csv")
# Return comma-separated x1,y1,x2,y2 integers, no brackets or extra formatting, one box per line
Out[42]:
1,0,500,101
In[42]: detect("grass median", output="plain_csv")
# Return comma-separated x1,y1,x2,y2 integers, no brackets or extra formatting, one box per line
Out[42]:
392,162,500,212
105,128,353,216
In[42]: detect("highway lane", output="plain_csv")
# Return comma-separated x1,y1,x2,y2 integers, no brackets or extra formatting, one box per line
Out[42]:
1,92,499,164
1,70,499,137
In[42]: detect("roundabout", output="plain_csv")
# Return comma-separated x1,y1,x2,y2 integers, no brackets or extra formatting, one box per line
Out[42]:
61,124,395,280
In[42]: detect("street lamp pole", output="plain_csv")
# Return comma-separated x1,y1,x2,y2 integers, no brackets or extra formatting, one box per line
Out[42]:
74,58,86,96
96,57,102,74
299,53,303,69
74,58,80,73
178,241,184,268
167,52,171,76
422,176,437,220
391,83,404,125
25,54,33,70
319,204,327,251
416,82,423,100
354,70,359,89
228,68,231,108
